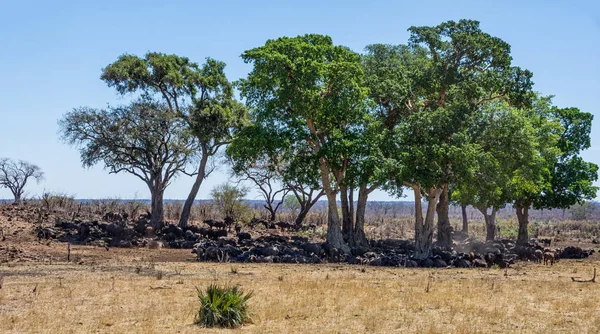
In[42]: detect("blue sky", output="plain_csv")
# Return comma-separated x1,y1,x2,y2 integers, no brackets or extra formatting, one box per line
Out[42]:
1,0,599,201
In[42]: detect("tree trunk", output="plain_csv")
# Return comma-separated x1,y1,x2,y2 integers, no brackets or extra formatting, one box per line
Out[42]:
12,191,21,204
294,190,324,226
318,158,346,251
479,207,497,241
515,203,530,245
412,184,442,259
268,208,276,222
436,185,452,247
325,190,345,249
295,207,309,226
178,152,209,229
340,185,354,242
461,203,468,233
150,187,164,231
352,184,369,248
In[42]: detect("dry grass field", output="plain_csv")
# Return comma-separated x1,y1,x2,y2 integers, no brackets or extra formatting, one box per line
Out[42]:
2,203,600,333
1,243,600,334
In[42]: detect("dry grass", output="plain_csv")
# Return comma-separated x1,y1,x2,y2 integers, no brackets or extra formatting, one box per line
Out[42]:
1,246,600,333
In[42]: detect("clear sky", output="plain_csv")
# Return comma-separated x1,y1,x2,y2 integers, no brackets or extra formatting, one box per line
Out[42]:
1,0,599,202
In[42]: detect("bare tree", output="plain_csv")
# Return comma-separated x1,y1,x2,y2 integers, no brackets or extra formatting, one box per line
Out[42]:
0,158,44,203
235,161,289,222
286,182,324,226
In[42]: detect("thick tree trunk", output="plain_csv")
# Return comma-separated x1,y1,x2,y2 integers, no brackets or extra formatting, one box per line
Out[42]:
12,191,22,204
412,184,442,259
479,207,497,241
352,184,369,247
325,190,345,249
318,158,345,251
461,203,468,233
268,209,276,222
295,207,309,226
436,185,452,247
178,153,209,229
515,203,530,245
150,188,164,231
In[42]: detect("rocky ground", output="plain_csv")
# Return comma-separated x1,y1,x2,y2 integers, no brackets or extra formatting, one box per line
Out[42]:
2,203,595,269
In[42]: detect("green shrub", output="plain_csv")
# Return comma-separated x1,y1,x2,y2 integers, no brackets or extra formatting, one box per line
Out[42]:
195,284,253,328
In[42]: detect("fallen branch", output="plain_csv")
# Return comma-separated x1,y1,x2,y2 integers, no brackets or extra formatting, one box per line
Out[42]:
149,285,172,290
571,268,596,283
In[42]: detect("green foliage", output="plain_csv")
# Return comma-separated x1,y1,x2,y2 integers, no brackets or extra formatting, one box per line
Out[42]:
453,100,542,212
284,195,300,213
195,284,253,328
101,52,247,151
60,99,195,189
210,183,249,219
365,20,534,199
238,33,373,245
238,34,369,175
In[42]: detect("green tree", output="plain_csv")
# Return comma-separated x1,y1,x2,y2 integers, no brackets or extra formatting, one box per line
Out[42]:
513,98,598,244
60,99,195,229
453,101,540,241
210,183,249,220
239,34,369,251
372,20,533,257
100,53,246,229
283,195,301,214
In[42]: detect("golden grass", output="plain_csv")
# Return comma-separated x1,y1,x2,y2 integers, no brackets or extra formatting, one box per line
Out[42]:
1,247,600,333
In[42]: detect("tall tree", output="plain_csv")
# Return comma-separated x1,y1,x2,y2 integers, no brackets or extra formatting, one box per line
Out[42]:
239,34,369,251
60,99,195,229
373,20,533,258
0,158,44,203
513,97,598,244
453,101,540,241
100,53,245,229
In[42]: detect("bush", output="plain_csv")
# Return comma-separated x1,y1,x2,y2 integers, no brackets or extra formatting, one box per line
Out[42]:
210,183,250,221
195,284,253,328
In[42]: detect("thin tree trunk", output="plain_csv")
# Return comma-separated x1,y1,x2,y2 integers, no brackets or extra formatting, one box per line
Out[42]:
294,190,324,226
461,203,468,233
340,185,354,242
516,203,530,245
349,187,354,226
178,152,209,229
353,184,369,247
436,185,452,247
412,185,425,258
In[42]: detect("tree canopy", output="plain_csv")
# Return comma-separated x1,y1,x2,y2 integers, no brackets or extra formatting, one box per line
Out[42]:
60,98,195,228
0,158,44,203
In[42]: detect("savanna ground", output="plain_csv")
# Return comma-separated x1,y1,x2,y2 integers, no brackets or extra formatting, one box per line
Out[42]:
2,203,600,333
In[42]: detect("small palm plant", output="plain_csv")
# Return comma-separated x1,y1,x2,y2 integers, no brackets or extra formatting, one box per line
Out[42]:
195,284,253,328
